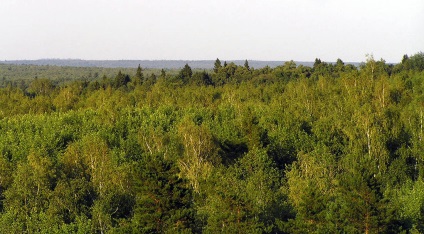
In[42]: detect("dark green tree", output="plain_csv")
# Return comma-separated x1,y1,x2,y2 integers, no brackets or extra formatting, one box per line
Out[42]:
178,64,193,83
314,58,322,68
114,71,130,88
144,73,156,87
160,69,166,78
214,58,222,73
244,59,250,71
134,64,144,85
401,54,409,64
409,52,424,71
131,155,195,233
191,71,213,86
200,148,290,233
335,58,345,73
336,58,344,67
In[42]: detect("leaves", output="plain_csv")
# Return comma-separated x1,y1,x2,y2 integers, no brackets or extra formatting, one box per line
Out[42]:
0,55,423,232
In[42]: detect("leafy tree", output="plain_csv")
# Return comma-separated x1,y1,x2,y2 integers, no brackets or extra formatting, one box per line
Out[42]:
199,148,290,233
27,78,55,96
2,152,56,233
336,58,344,67
0,52,423,232
53,82,82,111
335,58,345,73
409,52,424,71
177,118,219,193
0,156,13,212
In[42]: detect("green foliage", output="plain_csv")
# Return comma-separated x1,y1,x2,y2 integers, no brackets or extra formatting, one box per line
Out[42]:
178,64,193,84
114,70,131,89
244,59,250,70
0,53,423,232
132,155,195,233
134,64,144,86
199,148,290,233
213,58,222,73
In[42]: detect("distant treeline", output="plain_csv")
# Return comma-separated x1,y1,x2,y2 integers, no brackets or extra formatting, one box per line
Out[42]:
0,64,181,88
0,55,395,89
1,58,361,69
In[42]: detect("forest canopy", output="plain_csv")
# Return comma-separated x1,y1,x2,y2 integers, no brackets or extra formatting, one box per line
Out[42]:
0,52,424,233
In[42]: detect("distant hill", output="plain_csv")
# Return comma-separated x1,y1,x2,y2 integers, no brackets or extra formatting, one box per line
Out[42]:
0,59,325,69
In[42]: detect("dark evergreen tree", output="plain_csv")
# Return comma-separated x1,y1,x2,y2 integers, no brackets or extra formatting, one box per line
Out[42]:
143,73,156,87
160,69,166,78
244,59,250,71
191,71,213,86
134,64,144,85
178,64,193,83
131,155,195,233
114,70,130,88
314,58,322,68
336,58,344,67
401,54,409,64
214,58,222,73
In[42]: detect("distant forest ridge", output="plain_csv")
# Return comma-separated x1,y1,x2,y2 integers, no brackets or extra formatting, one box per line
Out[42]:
1,59,362,69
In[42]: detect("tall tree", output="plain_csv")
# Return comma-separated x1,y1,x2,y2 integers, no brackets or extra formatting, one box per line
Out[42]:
178,64,193,84
214,58,222,73
401,54,409,64
244,59,250,71
160,69,166,78
131,155,195,233
134,64,144,85
314,58,322,68
27,78,55,96
114,71,130,88
199,148,290,233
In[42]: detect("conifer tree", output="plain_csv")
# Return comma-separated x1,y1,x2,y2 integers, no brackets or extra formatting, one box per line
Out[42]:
178,64,193,84
160,69,166,78
314,58,322,68
244,59,250,70
114,70,130,88
214,58,222,73
134,64,144,85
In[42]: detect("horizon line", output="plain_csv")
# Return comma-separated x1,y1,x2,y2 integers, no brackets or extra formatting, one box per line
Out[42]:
1,58,368,63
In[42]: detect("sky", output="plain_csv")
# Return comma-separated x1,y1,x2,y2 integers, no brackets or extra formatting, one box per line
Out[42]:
0,0,423,63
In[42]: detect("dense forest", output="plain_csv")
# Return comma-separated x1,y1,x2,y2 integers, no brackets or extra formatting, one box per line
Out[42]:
0,53,424,233
0,64,170,87
0,59,303,70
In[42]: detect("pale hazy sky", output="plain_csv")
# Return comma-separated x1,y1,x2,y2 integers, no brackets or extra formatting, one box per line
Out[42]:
0,0,423,62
